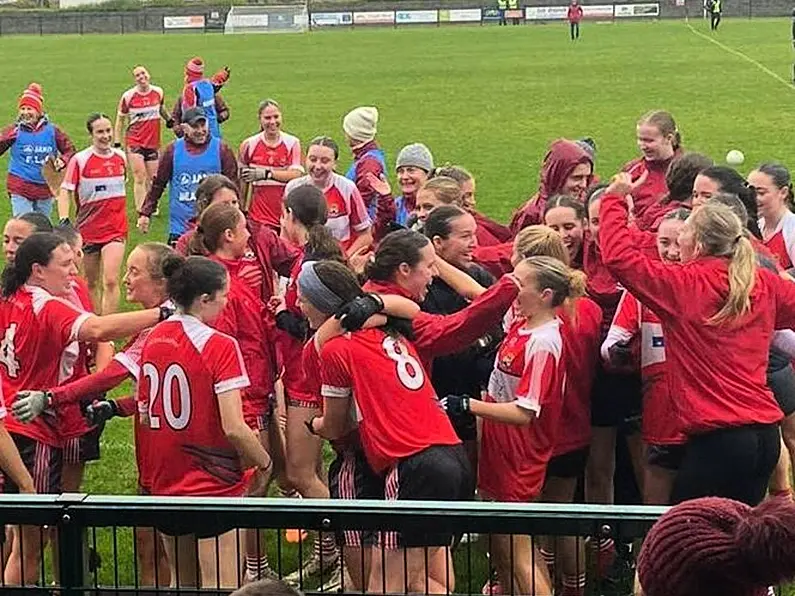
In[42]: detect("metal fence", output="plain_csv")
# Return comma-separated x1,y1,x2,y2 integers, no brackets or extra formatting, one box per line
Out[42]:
0,494,670,595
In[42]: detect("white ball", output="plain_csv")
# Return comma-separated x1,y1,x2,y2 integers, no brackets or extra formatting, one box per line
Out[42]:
726,149,745,166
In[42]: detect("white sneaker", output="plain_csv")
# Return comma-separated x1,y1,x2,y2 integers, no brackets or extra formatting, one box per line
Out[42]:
284,551,340,585
244,565,280,584
319,560,345,592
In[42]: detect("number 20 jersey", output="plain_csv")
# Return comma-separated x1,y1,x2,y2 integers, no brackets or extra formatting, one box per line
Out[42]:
320,328,460,474
137,314,252,497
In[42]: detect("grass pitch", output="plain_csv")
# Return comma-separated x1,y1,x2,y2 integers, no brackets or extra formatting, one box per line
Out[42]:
0,17,792,592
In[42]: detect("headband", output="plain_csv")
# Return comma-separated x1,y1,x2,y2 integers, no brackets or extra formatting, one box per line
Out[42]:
297,261,345,316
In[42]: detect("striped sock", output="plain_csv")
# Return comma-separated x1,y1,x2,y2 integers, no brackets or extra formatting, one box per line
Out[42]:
561,572,586,596
246,554,270,576
539,548,555,579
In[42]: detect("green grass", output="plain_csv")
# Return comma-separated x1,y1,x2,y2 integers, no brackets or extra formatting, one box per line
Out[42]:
0,18,793,592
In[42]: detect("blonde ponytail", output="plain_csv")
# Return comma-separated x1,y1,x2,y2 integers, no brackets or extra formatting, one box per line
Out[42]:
520,255,586,311
707,234,756,325
514,225,570,265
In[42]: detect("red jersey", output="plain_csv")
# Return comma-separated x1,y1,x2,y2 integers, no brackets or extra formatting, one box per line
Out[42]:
321,328,459,473
285,174,372,252
58,277,98,441
567,4,583,22
473,242,513,279
137,315,252,497
760,211,795,270
601,193,794,435
62,147,128,245
473,211,513,248
603,291,685,445
622,154,676,232
0,285,91,446
239,131,303,229
119,85,165,150
479,318,566,502
583,235,623,340
555,298,601,456
213,258,275,427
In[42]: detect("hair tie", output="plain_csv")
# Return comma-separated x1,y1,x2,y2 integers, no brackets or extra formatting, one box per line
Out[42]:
733,235,742,247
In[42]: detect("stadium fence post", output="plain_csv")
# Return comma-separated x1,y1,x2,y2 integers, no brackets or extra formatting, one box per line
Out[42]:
56,494,88,596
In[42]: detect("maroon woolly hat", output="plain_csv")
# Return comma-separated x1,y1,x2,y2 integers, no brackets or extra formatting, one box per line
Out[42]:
638,496,795,596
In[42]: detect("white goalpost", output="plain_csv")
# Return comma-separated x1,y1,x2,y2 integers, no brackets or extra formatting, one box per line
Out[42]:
224,3,309,34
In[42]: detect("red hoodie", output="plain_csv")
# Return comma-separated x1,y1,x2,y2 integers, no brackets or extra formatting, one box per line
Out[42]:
510,140,593,235
622,151,680,231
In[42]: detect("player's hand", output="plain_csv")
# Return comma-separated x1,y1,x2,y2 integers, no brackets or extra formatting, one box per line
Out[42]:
440,394,471,416
607,340,634,368
336,294,384,332
84,400,118,426
137,215,150,234
605,172,635,198
52,156,65,172
11,390,51,423
165,117,175,129
268,295,286,315
364,172,391,196
347,246,373,277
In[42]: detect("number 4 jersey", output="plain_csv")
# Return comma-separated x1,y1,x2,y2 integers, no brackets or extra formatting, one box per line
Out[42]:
320,328,460,474
137,314,252,497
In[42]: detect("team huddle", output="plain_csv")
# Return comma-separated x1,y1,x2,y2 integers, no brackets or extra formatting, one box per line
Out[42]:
1,55,795,596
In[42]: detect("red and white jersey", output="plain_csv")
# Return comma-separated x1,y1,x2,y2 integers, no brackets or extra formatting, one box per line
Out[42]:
0,285,91,446
119,85,164,150
137,314,252,497
320,328,460,473
285,173,372,251
62,147,128,245
760,211,795,270
602,291,684,445
239,131,303,229
479,318,565,502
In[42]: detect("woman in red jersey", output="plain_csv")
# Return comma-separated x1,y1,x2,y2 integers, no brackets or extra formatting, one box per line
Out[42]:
0,232,166,585
114,65,173,213
750,163,795,269
239,99,304,230
58,113,128,315
543,196,587,267
511,139,593,234
622,110,682,231
175,174,240,254
443,256,584,596
600,173,795,505
602,208,691,506
138,254,271,590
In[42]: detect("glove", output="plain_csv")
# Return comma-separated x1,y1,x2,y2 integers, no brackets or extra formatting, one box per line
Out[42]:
158,304,176,322
336,294,384,332
84,400,118,426
607,340,633,367
440,395,470,416
165,117,175,129
11,391,51,423
59,217,71,227
113,142,122,149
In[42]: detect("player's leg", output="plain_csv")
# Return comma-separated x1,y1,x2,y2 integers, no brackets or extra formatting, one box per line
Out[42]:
243,426,274,583
570,22,575,40
144,152,159,210
575,22,580,39
82,246,102,310
127,150,149,213
625,430,646,498
198,530,240,590
99,240,125,314
31,198,54,217
769,437,792,495
490,533,553,596
9,195,34,217
644,445,683,505
135,526,170,587
160,532,200,588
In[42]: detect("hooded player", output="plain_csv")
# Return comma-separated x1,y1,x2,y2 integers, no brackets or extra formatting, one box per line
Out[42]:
171,56,232,139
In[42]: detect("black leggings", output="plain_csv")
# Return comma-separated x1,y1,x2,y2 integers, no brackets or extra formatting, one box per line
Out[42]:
570,22,580,39
710,11,721,29
671,423,780,506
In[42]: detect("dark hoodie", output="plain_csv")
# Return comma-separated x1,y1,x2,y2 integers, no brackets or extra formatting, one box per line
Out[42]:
510,139,593,235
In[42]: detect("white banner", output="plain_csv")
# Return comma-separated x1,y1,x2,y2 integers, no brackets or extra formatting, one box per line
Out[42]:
311,11,352,25
353,11,395,24
444,8,482,21
228,13,269,26
524,6,568,19
583,4,614,17
163,15,206,29
396,10,438,23
614,3,660,16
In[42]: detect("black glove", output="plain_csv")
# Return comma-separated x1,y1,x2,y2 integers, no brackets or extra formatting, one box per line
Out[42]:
58,217,71,227
84,400,118,426
113,142,122,149
336,293,384,332
158,304,176,322
607,340,633,367
440,395,470,416
165,117,175,129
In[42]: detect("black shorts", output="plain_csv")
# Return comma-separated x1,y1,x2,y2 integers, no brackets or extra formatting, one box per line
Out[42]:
83,237,125,255
545,447,589,480
128,146,159,162
647,443,686,471
384,444,472,548
328,446,386,548
63,424,103,465
590,367,643,430
768,365,795,417
2,434,62,494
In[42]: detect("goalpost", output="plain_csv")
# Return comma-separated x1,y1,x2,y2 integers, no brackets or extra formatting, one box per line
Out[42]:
224,3,309,34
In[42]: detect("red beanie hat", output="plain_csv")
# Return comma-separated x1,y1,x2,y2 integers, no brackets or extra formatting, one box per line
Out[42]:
638,497,795,596
185,57,205,82
18,83,43,114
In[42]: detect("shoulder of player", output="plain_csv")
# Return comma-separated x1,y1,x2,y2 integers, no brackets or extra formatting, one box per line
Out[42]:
26,285,83,317
331,172,358,195
285,175,311,193
525,319,564,354
280,131,301,147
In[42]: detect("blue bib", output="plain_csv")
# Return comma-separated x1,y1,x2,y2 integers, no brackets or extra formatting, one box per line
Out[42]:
168,137,221,235
345,148,387,220
9,122,57,186
187,80,221,138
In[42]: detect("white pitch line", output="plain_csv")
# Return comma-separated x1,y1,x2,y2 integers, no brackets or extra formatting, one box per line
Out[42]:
684,17,794,91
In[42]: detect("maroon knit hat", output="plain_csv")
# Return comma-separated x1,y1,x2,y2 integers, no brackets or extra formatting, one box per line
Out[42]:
638,496,795,596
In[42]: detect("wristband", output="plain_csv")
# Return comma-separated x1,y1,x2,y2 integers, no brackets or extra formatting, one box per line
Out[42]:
368,293,385,312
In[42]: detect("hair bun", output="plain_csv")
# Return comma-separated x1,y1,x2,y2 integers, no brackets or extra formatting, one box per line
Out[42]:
161,253,186,279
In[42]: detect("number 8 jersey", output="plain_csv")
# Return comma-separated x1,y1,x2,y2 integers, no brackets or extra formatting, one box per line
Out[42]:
137,314,252,497
320,328,460,474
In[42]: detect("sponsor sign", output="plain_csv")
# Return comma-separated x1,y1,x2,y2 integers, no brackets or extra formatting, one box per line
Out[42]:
163,15,206,29
311,11,352,26
505,9,524,18
228,13,269,26
614,3,660,16
482,7,502,20
524,6,568,19
396,10,438,23
353,11,396,24
582,4,614,17
440,8,482,21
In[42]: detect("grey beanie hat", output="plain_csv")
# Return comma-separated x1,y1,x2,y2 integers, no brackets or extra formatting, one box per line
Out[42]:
396,143,434,173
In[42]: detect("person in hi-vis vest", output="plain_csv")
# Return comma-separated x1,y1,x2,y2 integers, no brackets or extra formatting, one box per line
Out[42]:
138,107,239,245
709,0,721,30
498,0,508,25
507,0,520,24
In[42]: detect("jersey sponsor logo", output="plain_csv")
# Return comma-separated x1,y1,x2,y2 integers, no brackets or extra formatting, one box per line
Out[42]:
652,336,664,348
328,203,340,216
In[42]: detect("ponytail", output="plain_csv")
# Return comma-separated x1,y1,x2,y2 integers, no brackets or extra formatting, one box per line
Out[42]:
2,232,64,298
306,223,344,262
708,235,756,326
191,202,242,256
162,254,227,311
519,255,586,314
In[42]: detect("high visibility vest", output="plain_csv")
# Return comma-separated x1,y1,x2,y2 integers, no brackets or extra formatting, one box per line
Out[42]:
712,0,721,12
507,0,518,9
498,0,508,9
